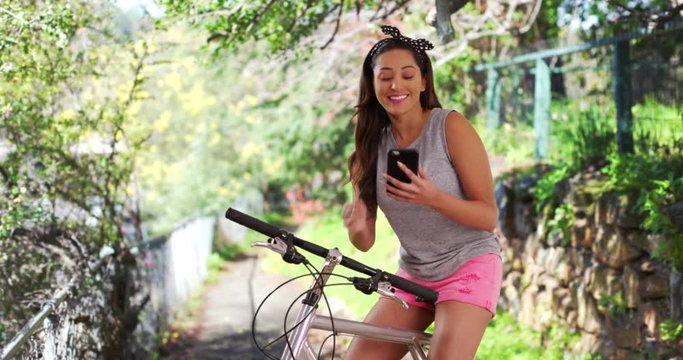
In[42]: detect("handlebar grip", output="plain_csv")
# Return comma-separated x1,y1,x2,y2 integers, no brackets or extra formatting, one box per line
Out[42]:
225,208,282,238
386,273,439,304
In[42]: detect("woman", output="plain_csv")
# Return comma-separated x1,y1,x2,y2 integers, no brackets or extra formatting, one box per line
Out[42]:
342,25,502,360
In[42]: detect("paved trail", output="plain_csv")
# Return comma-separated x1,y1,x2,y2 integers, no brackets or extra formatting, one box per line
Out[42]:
171,252,307,359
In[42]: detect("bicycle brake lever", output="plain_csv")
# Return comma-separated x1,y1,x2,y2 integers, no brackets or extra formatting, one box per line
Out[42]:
377,281,408,309
252,237,287,256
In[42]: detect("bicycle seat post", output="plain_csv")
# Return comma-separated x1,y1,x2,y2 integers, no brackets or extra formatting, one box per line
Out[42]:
282,248,343,360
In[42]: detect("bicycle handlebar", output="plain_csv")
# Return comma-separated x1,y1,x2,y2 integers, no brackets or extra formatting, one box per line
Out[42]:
225,207,438,304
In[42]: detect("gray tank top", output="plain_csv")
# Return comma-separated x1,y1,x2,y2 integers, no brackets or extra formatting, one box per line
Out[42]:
376,108,501,281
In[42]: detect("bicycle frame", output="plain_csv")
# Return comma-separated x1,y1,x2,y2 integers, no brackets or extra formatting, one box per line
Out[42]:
278,249,431,360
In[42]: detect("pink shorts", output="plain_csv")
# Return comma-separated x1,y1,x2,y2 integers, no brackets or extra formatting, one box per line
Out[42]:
391,254,503,316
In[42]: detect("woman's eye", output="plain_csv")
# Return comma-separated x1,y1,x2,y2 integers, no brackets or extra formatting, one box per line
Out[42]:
380,78,391,81
403,76,414,80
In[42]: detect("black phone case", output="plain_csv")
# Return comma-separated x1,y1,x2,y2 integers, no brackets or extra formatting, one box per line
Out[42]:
387,149,419,183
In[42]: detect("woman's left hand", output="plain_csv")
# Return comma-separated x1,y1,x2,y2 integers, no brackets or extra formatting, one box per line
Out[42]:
384,162,442,206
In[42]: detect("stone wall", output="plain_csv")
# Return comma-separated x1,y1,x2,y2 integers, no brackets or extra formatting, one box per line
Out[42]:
496,168,683,359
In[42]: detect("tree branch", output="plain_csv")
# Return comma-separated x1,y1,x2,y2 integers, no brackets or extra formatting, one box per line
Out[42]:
320,2,345,50
371,0,411,20
245,0,278,34
433,0,469,43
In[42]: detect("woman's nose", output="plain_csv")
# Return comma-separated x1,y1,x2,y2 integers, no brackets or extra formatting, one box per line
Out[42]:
390,81,398,90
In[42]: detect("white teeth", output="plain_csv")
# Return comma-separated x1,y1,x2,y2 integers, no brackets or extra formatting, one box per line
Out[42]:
390,95,407,100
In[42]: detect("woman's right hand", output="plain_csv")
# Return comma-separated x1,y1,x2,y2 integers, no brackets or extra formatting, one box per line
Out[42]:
342,198,367,232
342,195,375,252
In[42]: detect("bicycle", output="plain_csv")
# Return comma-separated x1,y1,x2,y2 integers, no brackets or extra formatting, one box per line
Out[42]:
225,207,439,360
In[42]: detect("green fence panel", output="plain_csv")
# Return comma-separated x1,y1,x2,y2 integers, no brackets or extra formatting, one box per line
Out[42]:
613,40,635,154
486,68,501,130
533,58,550,160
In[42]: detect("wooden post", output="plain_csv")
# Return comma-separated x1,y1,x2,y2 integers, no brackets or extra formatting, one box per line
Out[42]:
486,68,501,130
613,40,634,153
534,58,551,160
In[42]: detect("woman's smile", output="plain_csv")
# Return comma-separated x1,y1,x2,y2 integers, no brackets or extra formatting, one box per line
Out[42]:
388,94,409,104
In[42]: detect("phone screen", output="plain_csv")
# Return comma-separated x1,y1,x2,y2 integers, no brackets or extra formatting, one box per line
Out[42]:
387,149,419,183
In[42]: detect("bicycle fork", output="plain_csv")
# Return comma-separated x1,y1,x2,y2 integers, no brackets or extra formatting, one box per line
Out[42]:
281,248,343,360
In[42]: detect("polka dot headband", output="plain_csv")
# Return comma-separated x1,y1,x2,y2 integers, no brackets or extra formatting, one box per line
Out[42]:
367,25,434,61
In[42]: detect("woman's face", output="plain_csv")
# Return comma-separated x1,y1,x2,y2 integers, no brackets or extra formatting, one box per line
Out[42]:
372,49,426,118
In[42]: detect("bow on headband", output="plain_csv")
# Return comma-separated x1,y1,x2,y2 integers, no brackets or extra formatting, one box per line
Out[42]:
380,25,434,52
367,25,434,60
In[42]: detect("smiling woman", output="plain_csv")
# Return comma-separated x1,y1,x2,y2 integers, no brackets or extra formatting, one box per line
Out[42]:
342,25,502,360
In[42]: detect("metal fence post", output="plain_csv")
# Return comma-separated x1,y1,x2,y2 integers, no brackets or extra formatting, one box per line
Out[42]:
533,58,551,160
42,314,58,360
612,40,634,153
486,68,501,130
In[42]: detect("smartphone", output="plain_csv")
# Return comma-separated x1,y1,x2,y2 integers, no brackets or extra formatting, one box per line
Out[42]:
387,149,419,183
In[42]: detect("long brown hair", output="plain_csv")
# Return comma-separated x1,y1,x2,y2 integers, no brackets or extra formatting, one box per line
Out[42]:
348,38,442,215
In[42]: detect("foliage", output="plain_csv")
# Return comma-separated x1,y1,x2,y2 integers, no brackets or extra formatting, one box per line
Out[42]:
133,23,359,233
597,292,630,320
160,0,411,55
601,152,683,270
478,313,586,360
433,50,482,116
0,1,153,356
559,0,682,35
491,96,683,270
532,164,572,212
547,202,575,246
550,101,616,166
215,242,244,261
660,320,683,342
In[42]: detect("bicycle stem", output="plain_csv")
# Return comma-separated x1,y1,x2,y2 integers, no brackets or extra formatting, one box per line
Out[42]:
282,248,343,360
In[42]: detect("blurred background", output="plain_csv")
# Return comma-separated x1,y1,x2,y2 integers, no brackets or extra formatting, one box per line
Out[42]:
1,0,681,359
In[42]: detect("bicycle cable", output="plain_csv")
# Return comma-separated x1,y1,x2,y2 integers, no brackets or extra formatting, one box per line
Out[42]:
251,259,353,359
301,260,337,360
281,282,354,359
317,333,337,359
252,273,313,360
282,258,345,359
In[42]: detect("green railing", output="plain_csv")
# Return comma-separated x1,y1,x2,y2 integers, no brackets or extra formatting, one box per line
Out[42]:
474,19,683,160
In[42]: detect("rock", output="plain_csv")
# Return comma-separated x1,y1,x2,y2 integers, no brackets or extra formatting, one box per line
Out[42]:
567,310,578,329
587,265,623,302
638,301,666,338
577,332,601,354
595,191,643,229
576,283,602,333
662,200,683,232
552,287,573,318
520,285,540,329
623,265,639,309
503,284,521,314
623,231,659,255
571,217,593,248
541,247,567,279
639,274,670,301
568,247,592,278
513,201,537,239
606,317,642,349
671,270,683,322
592,226,644,269
640,261,657,273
